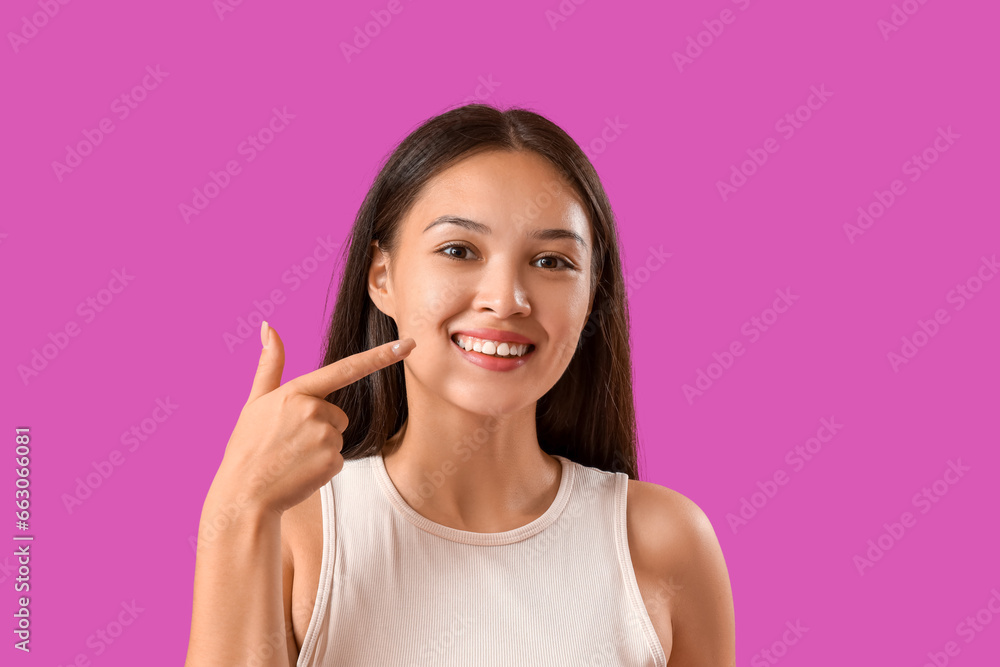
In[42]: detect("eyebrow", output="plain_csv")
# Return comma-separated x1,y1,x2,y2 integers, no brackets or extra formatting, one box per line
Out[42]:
423,215,588,249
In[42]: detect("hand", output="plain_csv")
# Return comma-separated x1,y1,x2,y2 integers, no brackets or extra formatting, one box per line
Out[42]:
212,321,415,516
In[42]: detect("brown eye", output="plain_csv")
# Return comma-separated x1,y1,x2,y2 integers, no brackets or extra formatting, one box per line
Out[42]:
438,243,475,260
534,255,574,271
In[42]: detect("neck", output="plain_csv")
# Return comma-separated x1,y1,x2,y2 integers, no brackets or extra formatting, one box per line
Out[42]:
381,403,562,533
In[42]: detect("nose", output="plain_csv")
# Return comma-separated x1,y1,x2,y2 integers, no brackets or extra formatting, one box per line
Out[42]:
471,259,531,318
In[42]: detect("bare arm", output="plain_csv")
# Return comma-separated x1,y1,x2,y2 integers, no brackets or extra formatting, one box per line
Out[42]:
185,485,291,667
283,524,299,666
663,490,736,667
629,480,736,667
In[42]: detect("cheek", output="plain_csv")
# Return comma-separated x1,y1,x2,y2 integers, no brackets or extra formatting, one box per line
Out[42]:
538,292,590,359
538,286,590,327
397,277,465,333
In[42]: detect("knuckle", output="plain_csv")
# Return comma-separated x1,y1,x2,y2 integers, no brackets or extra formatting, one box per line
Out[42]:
276,390,296,410
322,425,344,453
323,446,338,465
288,393,314,415
330,405,349,430
305,401,327,421
317,420,336,440
325,446,344,469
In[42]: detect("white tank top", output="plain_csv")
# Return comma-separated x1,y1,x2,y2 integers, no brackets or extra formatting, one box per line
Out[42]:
295,452,667,666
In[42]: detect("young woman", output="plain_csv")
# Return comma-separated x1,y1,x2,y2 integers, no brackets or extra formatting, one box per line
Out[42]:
186,104,735,666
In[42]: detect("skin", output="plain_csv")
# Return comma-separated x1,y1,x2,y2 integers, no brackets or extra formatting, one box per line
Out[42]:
280,149,735,665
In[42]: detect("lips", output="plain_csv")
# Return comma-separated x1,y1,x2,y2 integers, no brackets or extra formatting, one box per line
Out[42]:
450,332,536,371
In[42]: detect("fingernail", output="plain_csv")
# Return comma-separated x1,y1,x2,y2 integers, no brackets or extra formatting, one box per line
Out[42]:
392,338,414,356
261,321,270,348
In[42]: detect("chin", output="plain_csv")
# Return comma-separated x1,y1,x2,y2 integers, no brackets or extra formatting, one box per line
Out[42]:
440,385,538,421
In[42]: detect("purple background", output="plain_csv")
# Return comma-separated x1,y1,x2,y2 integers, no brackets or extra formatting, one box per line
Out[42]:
3,0,998,664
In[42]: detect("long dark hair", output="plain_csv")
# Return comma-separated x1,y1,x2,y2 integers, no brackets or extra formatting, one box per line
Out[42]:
317,103,641,478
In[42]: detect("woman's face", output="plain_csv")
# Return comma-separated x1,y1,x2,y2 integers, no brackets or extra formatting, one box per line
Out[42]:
368,149,595,415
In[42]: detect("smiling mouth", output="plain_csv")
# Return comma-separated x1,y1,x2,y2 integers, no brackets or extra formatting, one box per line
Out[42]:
450,334,536,358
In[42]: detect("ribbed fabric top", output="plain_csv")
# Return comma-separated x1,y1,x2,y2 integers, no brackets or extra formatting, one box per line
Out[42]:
295,452,667,666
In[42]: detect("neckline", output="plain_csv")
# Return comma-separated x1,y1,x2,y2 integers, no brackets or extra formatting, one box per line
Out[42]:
372,451,575,546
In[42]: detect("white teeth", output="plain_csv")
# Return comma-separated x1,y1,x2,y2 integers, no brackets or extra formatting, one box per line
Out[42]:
454,334,532,358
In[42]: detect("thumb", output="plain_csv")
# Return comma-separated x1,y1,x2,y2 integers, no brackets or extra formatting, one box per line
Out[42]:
246,321,285,404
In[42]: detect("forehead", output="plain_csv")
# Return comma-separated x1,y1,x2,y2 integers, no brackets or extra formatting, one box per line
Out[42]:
403,150,592,246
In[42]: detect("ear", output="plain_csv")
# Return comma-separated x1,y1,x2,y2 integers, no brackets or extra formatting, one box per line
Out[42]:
368,240,396,318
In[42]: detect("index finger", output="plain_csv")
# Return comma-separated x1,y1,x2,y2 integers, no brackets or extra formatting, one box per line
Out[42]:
285,338,415,397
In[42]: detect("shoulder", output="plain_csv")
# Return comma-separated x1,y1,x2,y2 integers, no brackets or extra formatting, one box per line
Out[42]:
625,477,736,665
624,478,719,574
